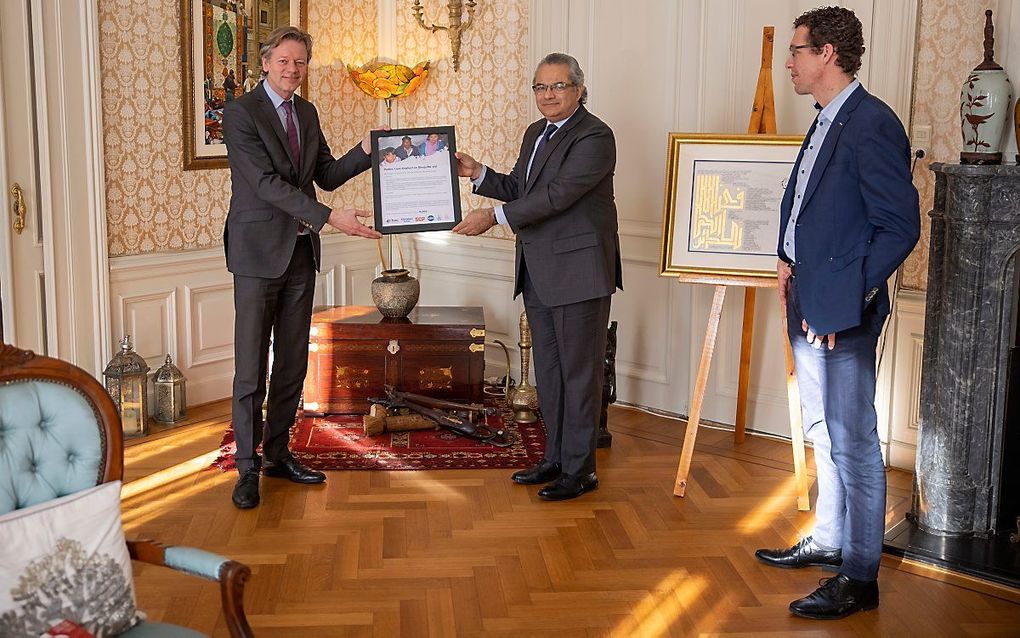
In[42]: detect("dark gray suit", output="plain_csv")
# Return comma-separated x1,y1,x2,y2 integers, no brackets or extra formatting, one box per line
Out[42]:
475,105,622,476
223,81,370,473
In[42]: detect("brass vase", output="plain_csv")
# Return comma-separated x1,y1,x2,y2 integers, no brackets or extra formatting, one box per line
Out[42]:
371,268,420,318
508,311,538,423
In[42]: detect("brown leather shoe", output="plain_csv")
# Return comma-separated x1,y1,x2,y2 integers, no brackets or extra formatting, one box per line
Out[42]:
511,459,561,485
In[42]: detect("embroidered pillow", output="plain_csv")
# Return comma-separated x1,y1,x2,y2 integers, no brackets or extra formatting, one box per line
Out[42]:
0,481,142,636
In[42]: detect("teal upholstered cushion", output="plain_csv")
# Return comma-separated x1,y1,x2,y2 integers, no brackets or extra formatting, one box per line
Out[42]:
119,621,207,637
0,380,105,515
164,547,229,581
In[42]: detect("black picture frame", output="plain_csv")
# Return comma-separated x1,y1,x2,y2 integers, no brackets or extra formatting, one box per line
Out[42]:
371,126,462,235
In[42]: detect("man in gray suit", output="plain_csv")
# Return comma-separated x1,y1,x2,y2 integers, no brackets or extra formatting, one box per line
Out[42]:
223,26,381,509
453,52,622,500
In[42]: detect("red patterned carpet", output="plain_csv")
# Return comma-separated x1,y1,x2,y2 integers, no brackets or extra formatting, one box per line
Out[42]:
212,404,546,471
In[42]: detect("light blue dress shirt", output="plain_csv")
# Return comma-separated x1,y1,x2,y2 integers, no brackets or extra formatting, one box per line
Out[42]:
783,79,860,262
472,107,580,226
262,81,301,140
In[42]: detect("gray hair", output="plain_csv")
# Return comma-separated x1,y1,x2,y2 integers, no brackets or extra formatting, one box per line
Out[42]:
535,52,587,104
260,26,313,65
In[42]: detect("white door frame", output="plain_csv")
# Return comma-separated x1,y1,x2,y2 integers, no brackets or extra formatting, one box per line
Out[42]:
0,0,111,376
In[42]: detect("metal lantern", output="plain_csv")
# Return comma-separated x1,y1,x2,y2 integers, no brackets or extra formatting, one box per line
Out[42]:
153,354,187,424
103,335,150,437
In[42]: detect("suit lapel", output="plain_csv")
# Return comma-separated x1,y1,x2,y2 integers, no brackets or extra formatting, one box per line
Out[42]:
525,105,588,194
254,81,300,174
798,85,866,211
295,94,316,182
518,120,545,194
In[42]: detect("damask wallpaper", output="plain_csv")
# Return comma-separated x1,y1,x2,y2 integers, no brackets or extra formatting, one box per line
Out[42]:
901,0,991,290
392,2,530,241
100,0,977,278
98,0,528,257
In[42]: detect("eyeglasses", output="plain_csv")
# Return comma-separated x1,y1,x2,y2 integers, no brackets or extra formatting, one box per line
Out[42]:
789,44,814,56
531,82,576,94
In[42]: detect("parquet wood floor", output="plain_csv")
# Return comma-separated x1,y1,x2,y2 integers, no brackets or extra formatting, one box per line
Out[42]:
122,402,1020,636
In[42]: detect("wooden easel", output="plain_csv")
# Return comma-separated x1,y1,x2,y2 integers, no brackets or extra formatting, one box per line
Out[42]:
673,26,810,511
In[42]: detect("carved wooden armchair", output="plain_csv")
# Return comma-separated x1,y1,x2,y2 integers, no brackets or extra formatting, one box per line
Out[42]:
0,343,253,637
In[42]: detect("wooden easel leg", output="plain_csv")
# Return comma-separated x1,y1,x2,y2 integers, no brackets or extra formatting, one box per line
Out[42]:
780,301,811,511
734,288,755,443
675,285,727,497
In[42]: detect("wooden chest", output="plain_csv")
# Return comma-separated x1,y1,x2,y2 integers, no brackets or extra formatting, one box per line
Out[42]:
302,306,485,415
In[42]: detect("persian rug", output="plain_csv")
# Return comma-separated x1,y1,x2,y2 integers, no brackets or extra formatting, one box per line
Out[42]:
211,403,546,471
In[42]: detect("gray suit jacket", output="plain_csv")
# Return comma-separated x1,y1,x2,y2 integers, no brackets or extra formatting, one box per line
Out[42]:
474,106,622,306
222,81,370,278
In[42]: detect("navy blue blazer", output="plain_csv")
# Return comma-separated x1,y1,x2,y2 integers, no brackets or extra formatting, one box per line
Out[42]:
778,85,920,335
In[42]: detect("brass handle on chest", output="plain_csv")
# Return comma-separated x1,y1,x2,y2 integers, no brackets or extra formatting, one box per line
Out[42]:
10,182,26,235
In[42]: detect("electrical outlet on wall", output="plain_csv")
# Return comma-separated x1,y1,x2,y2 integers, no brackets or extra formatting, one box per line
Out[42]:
910,124,932,159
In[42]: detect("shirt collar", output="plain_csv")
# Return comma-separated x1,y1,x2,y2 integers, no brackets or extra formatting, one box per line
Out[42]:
262,81,290,110
816,79,860,124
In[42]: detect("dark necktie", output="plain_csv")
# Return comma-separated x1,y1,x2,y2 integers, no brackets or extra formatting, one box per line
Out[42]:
529,123,557,179
282,100,300,170
535,123,557,159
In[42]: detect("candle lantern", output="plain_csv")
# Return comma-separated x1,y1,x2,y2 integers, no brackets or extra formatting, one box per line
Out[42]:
103,335,150,437
153,354,187,424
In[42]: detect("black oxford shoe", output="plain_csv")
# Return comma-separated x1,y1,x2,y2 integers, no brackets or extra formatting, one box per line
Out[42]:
755,536,843,570
231,470,260,509
511,459,562,485
537,472,598,501
789,573,879,620
263,457,326,484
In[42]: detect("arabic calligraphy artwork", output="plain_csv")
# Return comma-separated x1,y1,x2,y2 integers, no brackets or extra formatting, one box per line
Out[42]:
659,134,803,280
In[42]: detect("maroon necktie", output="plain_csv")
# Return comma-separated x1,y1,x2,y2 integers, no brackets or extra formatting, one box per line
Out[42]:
282,100,300,170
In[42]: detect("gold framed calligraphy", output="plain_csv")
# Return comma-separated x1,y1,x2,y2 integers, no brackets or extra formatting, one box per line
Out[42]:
659,133,803,280
180,0,307,170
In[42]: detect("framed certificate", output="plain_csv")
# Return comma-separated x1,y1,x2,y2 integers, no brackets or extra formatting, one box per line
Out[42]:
659,133,804,280
371,126,462,235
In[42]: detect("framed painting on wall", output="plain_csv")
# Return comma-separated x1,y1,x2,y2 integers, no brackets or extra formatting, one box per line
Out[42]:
181,0,307,170
659,133,804,280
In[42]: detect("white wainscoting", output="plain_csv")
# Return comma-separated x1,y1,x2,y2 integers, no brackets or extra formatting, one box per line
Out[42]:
878,289,926,470
108,234,380,408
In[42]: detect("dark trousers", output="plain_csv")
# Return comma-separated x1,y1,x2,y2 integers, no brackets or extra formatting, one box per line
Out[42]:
522,266,612,477
787,275,886,581
231,234,315,473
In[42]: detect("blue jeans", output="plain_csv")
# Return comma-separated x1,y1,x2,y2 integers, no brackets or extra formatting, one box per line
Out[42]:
787,276,886,581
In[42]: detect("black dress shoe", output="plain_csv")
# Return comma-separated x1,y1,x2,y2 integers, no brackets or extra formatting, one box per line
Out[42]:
755,536,843,570
789,573,879,620
537,472,598,501
232,470,260,509
511,459,562,485
263,457,326,484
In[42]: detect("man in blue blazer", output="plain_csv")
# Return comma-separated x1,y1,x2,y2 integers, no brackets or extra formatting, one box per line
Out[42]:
753,7,920,620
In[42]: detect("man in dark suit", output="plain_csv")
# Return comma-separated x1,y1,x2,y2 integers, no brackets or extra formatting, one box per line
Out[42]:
394,136,420,160
223,26,381,510
453,53,622,501
753,7,919,619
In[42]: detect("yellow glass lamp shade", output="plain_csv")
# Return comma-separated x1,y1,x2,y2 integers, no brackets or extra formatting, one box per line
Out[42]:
346,60,430,104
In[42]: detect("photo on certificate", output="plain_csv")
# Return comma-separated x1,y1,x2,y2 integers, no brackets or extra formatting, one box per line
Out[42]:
371,126,462,235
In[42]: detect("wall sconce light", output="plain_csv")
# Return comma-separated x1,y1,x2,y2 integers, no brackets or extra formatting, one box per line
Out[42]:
411,0,477,71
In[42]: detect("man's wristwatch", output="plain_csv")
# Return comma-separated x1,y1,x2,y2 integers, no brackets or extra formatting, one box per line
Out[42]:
864,287,879,305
